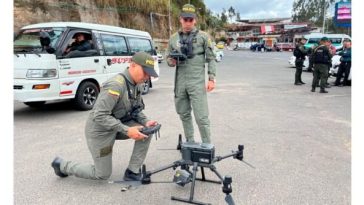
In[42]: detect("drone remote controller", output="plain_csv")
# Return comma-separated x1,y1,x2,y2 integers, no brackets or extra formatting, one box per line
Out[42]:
140,124,161,136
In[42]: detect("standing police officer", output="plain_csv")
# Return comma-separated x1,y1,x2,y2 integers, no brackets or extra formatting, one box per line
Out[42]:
311,37,332,93
51,52,159,181
294,37,308,85
167,4,216,143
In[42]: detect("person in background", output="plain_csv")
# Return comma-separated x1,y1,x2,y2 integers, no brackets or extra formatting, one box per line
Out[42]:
334,39,351,86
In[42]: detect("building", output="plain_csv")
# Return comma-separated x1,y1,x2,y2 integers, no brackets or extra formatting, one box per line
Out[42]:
226,17,316,51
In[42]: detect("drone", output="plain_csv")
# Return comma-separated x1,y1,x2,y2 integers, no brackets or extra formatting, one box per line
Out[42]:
111,125,253,205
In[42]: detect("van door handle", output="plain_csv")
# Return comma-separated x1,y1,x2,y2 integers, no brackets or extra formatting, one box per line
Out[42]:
94,59,99,63
107,59,112,66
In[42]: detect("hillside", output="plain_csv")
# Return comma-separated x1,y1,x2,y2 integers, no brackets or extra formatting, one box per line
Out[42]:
14,0,208,40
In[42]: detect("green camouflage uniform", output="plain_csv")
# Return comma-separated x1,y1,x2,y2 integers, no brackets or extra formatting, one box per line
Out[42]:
294,43,308,84
60,70,152,179
312,44,332,92
167,27,216,143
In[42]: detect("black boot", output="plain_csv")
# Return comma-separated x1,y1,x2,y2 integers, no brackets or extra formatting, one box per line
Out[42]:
300,81,306,84
123,168,142,181
294,82,303,85
51,157,68,178
320,89,328,93
311,87,315,92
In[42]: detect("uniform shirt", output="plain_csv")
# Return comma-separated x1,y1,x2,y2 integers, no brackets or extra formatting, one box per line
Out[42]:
167,27,216,81
295,43,308,62
339,47,351,62
88,69,149,134
313,44,332,65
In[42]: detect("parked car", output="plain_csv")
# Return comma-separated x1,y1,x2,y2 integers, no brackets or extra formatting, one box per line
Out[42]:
214,46,224,62
288,54,342,73
157,52,164,63
250,43,268,52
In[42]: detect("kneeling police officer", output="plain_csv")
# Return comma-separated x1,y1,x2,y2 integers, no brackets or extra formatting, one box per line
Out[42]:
51,52,159,181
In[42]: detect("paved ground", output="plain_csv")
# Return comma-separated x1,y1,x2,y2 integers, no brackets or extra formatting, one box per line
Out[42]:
14,50,351,205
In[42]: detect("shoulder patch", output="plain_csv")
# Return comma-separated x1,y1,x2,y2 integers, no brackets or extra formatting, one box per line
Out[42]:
108,89,120,97
114,75,125,85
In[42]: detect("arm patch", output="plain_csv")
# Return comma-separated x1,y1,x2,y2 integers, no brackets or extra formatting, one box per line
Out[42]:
108,89,120,97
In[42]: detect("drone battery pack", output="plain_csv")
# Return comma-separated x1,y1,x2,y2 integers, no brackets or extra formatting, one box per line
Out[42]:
181,142,215,164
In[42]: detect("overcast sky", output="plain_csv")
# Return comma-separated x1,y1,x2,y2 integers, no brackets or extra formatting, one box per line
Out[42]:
204,0,295,20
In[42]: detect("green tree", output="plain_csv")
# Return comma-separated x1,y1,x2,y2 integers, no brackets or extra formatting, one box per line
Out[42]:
221,10,227,24
228,6,235,22
291,0,351,34
292,0,335,26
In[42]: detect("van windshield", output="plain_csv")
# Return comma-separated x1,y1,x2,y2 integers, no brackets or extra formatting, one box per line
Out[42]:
14,28,65,53
307,38,320,44
329,38,342,44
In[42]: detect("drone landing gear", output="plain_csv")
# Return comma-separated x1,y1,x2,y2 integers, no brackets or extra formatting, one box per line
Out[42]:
170,162,223,205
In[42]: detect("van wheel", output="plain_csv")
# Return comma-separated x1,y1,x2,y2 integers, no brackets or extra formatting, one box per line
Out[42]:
24,101,46,107
142,79,150,95
74,81,99,110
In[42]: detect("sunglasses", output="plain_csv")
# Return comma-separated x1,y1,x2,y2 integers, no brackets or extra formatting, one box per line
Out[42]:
183,18,194,22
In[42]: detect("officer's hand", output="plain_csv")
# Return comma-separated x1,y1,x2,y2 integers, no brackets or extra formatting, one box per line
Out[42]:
145,120,158,127
206,80,215,92
127,126,147,141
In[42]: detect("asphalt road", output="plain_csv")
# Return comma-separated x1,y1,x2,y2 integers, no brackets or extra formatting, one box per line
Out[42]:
14,50,351,205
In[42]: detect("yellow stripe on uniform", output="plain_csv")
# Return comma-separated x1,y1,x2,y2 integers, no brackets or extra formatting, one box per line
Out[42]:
108,89,120,97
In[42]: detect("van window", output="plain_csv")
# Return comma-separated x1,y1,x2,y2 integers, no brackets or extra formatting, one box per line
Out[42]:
329,38,342,44
101,34,129,56
14,28,64,52
307,38,320,44
62,31,97,58
128,37,153,54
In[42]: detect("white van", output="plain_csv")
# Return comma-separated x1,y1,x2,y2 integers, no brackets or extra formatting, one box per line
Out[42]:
303,33,351,50
14,22,159,110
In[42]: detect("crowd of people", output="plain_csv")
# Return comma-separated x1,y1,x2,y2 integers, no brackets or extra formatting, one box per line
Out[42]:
293,37,352,93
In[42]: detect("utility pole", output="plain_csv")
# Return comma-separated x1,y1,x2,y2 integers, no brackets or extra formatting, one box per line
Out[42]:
168,0,171,38
322,0,326,34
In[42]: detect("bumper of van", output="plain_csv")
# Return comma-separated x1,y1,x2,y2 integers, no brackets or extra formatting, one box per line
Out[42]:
14,79,71,102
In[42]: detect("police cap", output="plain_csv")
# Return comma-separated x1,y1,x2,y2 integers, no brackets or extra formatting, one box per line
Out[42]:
132,52,158,77
180,4,196,18
320,37,329,42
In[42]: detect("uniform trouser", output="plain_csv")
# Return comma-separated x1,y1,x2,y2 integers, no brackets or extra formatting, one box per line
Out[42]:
335,62,351,86
308,56,314,71
312,64,329,90
295,61,304,83
60,120,152,180
175,83,211,143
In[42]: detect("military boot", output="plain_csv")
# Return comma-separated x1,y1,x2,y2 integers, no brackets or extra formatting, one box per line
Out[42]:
123,168,142,181
51,157,68,178
311,87,315,92
320,89,328,93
